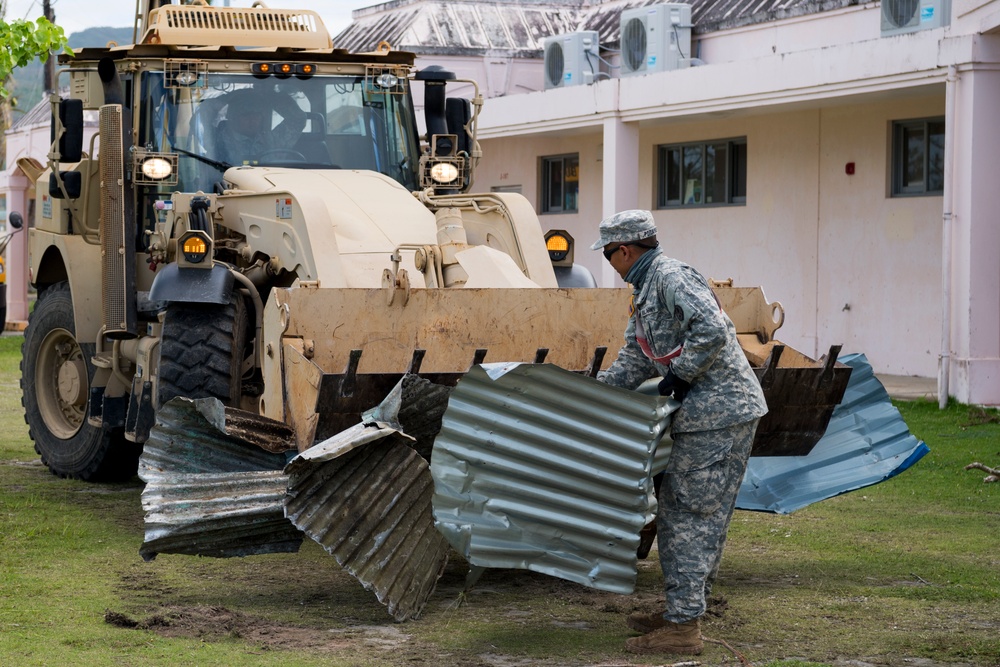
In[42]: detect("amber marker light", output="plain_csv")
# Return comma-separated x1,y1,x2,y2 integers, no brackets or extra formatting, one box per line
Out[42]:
181,233,209,263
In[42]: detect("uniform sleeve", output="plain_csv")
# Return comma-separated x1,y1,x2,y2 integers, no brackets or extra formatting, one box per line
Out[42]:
597,305,657,390
663,268,729,383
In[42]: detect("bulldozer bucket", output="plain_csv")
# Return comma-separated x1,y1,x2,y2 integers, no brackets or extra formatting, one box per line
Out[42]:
261,285,628,450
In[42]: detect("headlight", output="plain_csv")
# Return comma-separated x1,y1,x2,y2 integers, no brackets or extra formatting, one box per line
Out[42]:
430,162,460,183
141,157,174,180
174,70,200,86
375,72,399,88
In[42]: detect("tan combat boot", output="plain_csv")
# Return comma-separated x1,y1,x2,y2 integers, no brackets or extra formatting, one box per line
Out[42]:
624,617,703,655
626,610,669,634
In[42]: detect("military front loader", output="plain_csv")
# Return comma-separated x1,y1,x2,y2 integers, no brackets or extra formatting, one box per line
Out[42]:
18,1,633,482
19,1,847,488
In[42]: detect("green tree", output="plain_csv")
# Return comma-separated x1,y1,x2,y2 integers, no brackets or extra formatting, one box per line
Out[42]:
1,7,71,170
1,15,71,100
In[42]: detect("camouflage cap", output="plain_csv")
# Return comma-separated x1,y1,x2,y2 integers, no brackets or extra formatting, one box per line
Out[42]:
590,210,657,250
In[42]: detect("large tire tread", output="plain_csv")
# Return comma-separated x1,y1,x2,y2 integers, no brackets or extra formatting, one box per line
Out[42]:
20,282,138,482
158,297,248,408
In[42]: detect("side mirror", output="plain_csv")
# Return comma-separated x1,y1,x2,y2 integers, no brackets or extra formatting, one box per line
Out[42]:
8,212,24,230
51,98,84,163
445,97,471,157
417,66,456,157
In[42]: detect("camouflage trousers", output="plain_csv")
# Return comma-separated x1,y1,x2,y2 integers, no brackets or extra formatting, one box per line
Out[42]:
657,418,759,623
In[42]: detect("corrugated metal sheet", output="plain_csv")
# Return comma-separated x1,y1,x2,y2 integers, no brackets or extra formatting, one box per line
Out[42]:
140,469,302,561
138,398,302,560
285,418,451,621
363,373,454,460
139,398,294,480
334,0,856,54
737,353,930,514
431,362,675,594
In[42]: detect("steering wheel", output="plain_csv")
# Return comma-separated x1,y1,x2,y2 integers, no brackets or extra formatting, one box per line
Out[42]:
255,148,307,162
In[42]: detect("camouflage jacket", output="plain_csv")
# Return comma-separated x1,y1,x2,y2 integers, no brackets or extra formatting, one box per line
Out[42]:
598,253,768,436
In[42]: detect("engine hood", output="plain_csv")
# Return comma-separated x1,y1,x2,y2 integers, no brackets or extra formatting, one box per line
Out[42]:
222,167,438,288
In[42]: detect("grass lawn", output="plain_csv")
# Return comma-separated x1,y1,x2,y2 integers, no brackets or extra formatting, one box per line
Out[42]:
0,334,998,666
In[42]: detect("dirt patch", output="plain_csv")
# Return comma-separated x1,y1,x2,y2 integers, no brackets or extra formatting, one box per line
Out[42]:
105,604,359,652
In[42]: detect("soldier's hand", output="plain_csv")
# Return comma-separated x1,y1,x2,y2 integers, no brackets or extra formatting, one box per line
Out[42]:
658,370,690,401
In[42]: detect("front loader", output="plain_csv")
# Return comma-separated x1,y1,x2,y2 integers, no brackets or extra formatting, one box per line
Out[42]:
19,1,630,481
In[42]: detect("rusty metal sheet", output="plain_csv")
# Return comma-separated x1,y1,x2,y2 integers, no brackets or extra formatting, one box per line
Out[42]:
140,469,302,561
738,353,930,513
431,363,675,595
139,398,295,480
744,338,852,456
138,398,301,561
284,415,451,621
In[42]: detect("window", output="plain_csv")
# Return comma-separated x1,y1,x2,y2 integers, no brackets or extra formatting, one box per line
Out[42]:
657,138,747,208
541,154,579,213
891,118,944,196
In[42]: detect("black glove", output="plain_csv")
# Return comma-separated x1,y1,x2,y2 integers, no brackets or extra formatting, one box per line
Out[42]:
658,370,691,401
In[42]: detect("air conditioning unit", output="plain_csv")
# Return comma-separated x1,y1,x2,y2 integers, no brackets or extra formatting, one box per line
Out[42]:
881,0,950,36
620,4,692,77
543,31,599,90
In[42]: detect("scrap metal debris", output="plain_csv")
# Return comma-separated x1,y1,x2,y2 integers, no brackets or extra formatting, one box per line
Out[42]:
737,353,929,513
284,420,451,621
138,398,302,561
431,363,676,594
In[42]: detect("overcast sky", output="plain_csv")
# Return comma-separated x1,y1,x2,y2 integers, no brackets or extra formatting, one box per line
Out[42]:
4,0,357,37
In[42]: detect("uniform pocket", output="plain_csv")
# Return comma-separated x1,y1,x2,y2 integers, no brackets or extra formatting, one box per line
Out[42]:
666,462,727,516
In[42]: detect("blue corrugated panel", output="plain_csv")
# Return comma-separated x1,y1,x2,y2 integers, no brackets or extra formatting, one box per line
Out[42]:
737,353,930,514
431,363,675,594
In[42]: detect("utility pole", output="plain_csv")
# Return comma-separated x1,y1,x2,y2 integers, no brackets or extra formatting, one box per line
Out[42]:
43,0,56,93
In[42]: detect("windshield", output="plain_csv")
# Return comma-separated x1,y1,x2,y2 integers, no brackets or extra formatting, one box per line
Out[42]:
139,71,422,194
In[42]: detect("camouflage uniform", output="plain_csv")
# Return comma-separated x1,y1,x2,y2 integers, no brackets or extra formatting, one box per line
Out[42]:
594,210,767,625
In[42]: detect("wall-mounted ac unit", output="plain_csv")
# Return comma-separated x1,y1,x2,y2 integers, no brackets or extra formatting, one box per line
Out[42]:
543,31,599,90
881,0,950,36
620,4,692,77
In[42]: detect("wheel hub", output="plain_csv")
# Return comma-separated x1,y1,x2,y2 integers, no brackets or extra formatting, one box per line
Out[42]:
57,358,88,406
36,328,88,439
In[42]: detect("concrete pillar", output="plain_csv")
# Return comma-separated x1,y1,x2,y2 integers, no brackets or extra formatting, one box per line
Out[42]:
600,116,640,287
948,59,1000,405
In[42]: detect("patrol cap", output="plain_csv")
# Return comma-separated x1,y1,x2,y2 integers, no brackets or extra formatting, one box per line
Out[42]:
590,209,657,250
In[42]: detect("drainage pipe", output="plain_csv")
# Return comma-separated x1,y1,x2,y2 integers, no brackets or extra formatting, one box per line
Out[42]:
938,65,958,409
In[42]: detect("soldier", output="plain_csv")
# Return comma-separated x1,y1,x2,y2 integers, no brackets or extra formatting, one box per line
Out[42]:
216,87,307,166
592,210,768,656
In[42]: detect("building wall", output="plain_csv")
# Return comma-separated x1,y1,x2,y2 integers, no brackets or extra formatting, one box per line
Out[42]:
816,94,945,377
478,93,946,376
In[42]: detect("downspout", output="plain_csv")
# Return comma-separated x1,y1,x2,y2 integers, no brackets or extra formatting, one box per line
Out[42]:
938,65,958,409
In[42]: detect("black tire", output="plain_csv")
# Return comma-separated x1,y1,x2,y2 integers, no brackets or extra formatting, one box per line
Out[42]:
20,282,138,481
157,296,249,408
